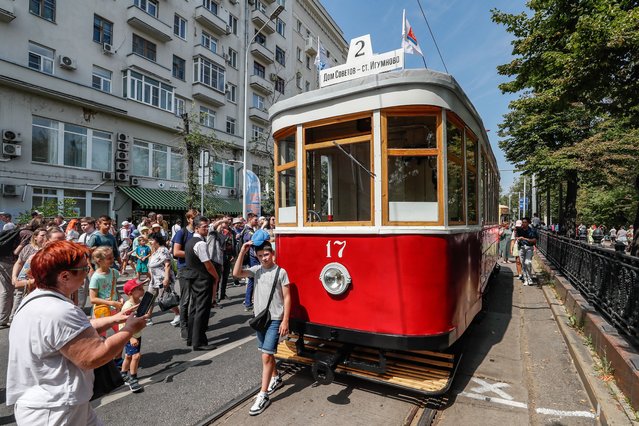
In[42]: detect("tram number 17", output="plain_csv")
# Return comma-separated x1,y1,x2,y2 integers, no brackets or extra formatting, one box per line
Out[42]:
326,240,346,258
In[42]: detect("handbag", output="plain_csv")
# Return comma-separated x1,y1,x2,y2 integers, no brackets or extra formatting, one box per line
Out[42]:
158,286,180,311
248,267,281,332
93,270,117,318
15,293,124,400
91,360,124,401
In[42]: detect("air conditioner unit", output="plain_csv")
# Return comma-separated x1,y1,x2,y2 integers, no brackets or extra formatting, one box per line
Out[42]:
2,184,18,197
2,142,21,157
103,43,114,55
229,188,236,196
116,151,129,161
115,161,128,171
225,25,232,35
117,132,129,142
2,130,22,142
117,141,129,152
130,176,140,186
222,53,230,60
58,55,77,70
115,172,129,182
102,171,115,180
269,73,278,82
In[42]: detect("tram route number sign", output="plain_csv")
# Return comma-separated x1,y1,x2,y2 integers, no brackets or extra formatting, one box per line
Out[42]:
320,35,404,88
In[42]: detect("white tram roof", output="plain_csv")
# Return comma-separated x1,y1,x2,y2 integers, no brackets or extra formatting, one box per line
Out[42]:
270,68,499,172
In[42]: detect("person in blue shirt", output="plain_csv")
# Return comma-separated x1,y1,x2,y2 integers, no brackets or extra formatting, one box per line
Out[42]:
515,217,538,286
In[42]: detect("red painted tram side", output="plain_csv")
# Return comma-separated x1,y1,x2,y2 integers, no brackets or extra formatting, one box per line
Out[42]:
269,69,500,351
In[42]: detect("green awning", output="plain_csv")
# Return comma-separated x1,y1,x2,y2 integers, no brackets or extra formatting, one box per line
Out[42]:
119,187,188,211
119,186,242,215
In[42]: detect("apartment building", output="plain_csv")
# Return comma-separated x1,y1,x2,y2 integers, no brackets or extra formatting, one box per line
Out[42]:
0,0,346,223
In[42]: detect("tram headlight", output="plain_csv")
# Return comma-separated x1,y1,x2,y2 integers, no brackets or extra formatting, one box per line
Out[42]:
319,262,351,295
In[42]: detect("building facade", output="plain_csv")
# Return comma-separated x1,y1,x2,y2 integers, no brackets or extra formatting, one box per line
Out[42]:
0,0,346,223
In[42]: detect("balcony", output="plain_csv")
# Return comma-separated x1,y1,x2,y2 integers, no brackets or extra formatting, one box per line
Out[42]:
194,5,229,35
250,42,274,64
126,53,172,82
193,45,227,68
305,36,317,55
251,8,275,34
126,6,172,42
249,74,273,95
192,82,226,107
0,0,16,22
249,106,269,125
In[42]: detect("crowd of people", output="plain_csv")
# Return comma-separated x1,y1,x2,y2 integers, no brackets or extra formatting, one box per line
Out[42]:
1,209,289,422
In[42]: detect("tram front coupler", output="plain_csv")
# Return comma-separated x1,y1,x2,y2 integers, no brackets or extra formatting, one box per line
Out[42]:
311,346,350,385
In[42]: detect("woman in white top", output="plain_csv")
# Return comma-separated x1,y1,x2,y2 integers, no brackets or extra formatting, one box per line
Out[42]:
6,241,146,425
147,232,180,326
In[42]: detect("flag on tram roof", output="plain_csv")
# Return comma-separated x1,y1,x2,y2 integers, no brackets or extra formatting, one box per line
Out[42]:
402,10,423,56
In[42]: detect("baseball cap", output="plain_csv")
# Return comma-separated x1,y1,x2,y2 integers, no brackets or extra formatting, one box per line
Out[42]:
251,229,270,246
232,217,242,225
123,279,144,295
515,220,522,227
139,226,150,232
121,220,130,226
151,223,161,228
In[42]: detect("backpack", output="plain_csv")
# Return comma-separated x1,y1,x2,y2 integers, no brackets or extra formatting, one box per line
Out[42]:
0,228,21,257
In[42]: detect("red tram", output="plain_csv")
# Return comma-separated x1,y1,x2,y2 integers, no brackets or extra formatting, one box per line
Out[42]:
270,68,500,390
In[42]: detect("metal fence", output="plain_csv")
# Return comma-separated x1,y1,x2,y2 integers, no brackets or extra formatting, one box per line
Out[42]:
537,230,639,347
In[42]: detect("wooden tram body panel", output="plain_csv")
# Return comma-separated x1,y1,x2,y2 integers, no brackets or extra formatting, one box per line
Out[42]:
277,228,498,351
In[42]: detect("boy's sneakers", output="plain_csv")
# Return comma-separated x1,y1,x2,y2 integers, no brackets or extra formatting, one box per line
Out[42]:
120,371,130,384
249,392,270,416
146,318,154,326
128,376,143,393
267,375,283,395
170,315,180,327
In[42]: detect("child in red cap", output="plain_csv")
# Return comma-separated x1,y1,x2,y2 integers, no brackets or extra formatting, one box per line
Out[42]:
120,279,145,392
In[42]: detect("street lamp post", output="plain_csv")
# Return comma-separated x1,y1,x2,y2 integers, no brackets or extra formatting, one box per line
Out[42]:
242,4,285,219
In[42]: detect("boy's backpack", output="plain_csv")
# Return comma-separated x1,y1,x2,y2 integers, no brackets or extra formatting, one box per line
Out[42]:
0,228,21,257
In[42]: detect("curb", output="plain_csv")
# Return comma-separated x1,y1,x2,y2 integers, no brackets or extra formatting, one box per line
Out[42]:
535,255,638,425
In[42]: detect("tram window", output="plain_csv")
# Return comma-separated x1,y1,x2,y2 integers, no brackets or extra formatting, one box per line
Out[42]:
305,117,371,145
387,115,437,149
388,156,438,221
278,133,295,164
306,142,371,223
447,120,465,223
275,131,296,224
466,132,478,224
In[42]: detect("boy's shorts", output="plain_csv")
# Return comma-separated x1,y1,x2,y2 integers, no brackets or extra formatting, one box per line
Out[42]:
124,337,142,356
256,320,281,355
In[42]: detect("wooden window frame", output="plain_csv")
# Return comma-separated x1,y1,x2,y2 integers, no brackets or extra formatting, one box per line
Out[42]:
465,128,479,225
381,106,444,226
274,127,297,227
446,113,466,225
302,114,374,227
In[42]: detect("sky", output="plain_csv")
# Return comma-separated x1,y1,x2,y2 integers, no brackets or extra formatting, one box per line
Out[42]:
319,0,528,192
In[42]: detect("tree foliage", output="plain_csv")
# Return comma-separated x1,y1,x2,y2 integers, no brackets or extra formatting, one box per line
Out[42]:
17,198,78,225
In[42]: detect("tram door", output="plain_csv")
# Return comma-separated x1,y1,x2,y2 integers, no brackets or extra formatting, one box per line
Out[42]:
305,117,373,224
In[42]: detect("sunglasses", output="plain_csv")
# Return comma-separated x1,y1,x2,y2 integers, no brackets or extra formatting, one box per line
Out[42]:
68,265,90,273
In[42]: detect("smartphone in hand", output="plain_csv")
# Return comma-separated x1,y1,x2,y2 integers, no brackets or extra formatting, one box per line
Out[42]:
136,291,157,317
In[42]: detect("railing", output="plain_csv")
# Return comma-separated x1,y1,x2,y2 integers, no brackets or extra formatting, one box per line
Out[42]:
537,230,639,347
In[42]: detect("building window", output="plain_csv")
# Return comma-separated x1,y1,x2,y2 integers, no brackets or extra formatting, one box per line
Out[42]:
172,55,186,80
276,18,285,37
131,140,182,181
306,55,311,69
193,57,225,92
275,77,285,94
32,188,111,217
200,106,215,128
212,161,235,188
296,47,302,62
252,93,265,110
277,0,286,7
226,83,237,103
228,48,238,68
252,124,265,141
174,14,187,39
228,14,238,35
31,117,113,172
92,66,112,93
28,42,54,75
201,31,218,54
255,0,266,13
132,34,156,61
152,144,168,178
170,150,184,181
134,0,158,17
123,70,174,112
174,96,186,117
253,61,265,78
30,0,55,22
296,72,302,88
93,15,113,45
255,31,266,46
226,117,236,135
305,80,310,92
275,46,286,66
132,141,150,176
203,0,218,14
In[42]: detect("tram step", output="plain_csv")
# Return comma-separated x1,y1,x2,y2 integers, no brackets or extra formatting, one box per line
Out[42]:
275,335,458,395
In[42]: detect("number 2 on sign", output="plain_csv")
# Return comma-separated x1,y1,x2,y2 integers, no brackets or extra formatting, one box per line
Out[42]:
326,240,346,258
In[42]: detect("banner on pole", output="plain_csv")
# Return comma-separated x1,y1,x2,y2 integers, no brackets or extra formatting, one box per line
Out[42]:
245,170,261,216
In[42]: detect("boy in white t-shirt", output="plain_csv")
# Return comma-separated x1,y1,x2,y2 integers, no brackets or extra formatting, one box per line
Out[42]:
233,238,290,416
